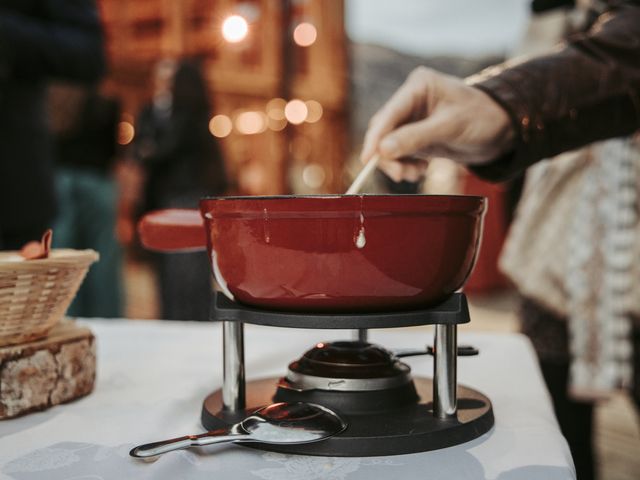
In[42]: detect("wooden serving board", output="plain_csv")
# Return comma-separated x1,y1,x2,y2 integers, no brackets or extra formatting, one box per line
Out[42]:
0,320,96,419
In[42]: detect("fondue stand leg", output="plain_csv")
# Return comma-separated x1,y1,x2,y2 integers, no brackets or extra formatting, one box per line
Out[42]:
354,328,368,343
222,321,246,412
433,324,457,419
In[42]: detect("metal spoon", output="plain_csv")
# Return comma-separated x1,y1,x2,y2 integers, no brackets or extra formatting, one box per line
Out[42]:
129,402,346,459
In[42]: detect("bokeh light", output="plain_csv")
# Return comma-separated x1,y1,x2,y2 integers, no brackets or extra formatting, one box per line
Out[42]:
117,121,135,145
302,163,326,189
266,98,286,120
235,111,267,135
284,99,308,125
267,117,287,131
305,100,323,123
209,115,233,138
222,15,248,43
293,22,317,47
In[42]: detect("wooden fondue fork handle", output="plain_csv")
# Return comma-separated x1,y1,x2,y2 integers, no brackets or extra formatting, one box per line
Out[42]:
137,209,207,252
345,154,380,195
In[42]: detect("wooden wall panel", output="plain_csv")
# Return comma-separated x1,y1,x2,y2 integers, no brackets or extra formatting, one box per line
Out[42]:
98,0,347,195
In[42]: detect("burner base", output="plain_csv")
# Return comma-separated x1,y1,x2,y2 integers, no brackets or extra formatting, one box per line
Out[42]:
201,377,494,456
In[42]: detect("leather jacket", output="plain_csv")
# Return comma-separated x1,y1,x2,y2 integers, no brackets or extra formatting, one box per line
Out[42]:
470,0,640,181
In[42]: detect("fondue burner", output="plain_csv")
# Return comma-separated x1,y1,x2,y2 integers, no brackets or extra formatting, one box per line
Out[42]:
201,293,494,456
276,341,419,415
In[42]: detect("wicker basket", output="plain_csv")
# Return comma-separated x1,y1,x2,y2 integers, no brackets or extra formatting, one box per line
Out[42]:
0,249,99,347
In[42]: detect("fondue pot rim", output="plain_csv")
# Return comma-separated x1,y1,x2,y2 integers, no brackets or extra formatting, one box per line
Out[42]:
201,193,485,201
199,194,486,217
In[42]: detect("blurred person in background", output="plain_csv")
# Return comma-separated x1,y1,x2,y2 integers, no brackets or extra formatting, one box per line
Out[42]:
0,0,104,249
496,2,638,478
361,2,639,480
134,59,228,321
49,85,124,318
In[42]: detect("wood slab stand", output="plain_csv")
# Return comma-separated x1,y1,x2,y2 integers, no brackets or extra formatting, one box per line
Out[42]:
0,320,96,419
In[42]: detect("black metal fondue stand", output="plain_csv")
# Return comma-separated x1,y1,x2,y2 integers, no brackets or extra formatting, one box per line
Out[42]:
201,293,494,456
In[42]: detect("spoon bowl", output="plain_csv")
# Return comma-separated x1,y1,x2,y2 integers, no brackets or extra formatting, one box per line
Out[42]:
243,402,347,443
130,402,346,459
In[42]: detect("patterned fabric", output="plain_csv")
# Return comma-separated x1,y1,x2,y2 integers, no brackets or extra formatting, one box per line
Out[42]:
500,137,640,398
566,139,637,397
520,297,640,408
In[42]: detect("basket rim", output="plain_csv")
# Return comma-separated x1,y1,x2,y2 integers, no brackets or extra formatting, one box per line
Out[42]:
0,248,99,264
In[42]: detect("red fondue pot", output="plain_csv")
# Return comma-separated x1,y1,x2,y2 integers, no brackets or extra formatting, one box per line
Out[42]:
138,195,486,312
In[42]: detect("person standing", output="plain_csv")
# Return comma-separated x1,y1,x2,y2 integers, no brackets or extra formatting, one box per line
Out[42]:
360,2,639,479
0,0,105,249
134,60,228,321
49,85,124,318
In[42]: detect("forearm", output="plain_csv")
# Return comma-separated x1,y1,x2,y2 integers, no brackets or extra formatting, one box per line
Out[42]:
0,0,105,82
469,1,640,181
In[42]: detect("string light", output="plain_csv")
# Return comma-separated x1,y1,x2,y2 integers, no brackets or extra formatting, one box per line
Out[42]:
293,22,317,47
267,117,287,131
302,163,326,189
117,121,135,145
211,98,321,136
305,100,323,123
235,111,267,135
222,15,248,43
209,115,233,138
284,99,308,125
266,98,286,121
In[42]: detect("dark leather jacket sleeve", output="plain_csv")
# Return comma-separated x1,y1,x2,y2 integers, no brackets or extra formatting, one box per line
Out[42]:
469,0,640,181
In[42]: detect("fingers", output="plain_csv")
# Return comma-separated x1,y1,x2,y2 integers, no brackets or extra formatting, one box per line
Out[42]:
378,157,429,183
401,162,428,183
378,116,450,159
360,65,513,177
361,73,425,163
378,160,404,182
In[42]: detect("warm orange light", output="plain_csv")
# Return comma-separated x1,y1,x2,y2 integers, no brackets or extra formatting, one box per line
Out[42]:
303,163,326,189
222,15,248,43
235,111,266,135
267,117,287,131
305,100,323,123
266,98,286,121
284,99,308,125
118,121,135,145
293,22,317,47
209,115,232,138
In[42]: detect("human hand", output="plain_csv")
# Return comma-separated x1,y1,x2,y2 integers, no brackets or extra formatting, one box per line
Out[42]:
361,67,515,182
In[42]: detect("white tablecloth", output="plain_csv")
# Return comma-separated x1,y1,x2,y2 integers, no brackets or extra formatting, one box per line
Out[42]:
0,320,575,480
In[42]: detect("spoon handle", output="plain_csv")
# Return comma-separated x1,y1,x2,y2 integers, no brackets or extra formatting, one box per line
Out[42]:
345,154,380,194
130,428,249,458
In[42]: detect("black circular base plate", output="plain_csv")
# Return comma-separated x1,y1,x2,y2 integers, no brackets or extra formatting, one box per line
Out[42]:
201,377,494,457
